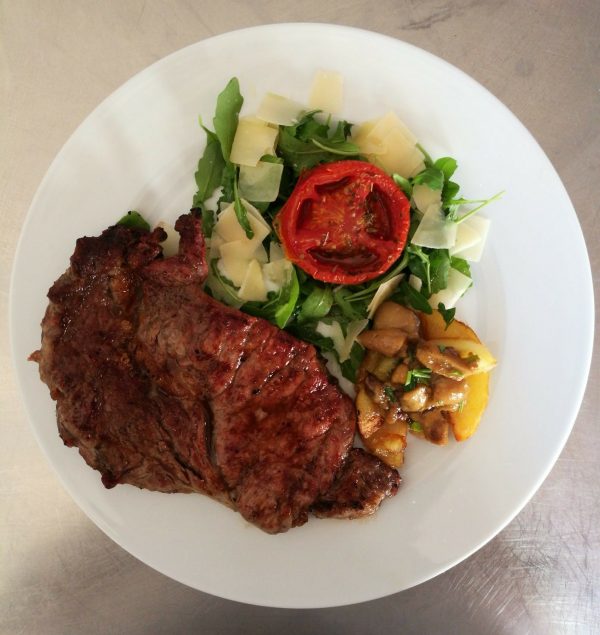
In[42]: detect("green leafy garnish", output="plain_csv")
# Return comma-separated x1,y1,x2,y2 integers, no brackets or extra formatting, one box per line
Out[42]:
404,367,432,391
409,419,424,432
192,126,225,210
233,175,254,239
384,386,397,403
434,157,458,181
298,286,334,322
340,342,366,384
446,191,504,223
243,267,300,329
392,173,412,198
213,78,243,162
277,112,359,175
411,167,444,191
437,302,456,327
117,211,150,231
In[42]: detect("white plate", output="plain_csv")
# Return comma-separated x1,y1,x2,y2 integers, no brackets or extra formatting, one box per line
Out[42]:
10,24,594,608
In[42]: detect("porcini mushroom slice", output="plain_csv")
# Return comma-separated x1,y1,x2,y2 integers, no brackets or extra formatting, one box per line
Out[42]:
373,301,420,339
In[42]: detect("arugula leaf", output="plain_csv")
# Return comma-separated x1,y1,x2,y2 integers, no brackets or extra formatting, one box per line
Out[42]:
117,211,150,231
433,157,457,181
384,386,397,402
201,207,215,237
437,302,456,327
274,268,300,328
391,281,432,314
290,110,329,139
233,175,254,239
193,126,225,208
448,191,504,224
298,286,334,322
442,180,460,205
340,342,366,383
213,77,243,162
260,154,284,164
450,256,471,278
406,244,431,294
287,321,336,352
332,287,368,321
277,112,359,175
311,137,360,156
220,161,236,204
429,249,451,294
412,167,445,191
392,173,412,198
277,131,334,175
417,143,434,167
243,267,300,328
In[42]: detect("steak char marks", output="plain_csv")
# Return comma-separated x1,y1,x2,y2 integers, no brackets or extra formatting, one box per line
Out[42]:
32,214,400,533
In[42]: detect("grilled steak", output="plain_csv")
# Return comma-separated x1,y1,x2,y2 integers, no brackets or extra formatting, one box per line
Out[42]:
31,214,400,533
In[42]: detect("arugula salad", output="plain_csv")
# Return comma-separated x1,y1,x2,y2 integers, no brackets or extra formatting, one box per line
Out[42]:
181,74,501,384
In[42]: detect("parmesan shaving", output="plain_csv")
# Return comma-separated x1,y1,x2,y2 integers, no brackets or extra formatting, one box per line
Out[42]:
238,259,268,302
412,183,442,214
408,274,422,292
230,117,278,167
256,92,305,126
214,203,270,244
238,161,284,202
367,274,404,318
217,256,249,288
315,321,345,359
308,70,343,114
429,268,472,309
451,216,491,262
411,203,457,249
339,319,369,363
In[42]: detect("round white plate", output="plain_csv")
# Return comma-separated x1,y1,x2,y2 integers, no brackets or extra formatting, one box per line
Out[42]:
10,24,594,608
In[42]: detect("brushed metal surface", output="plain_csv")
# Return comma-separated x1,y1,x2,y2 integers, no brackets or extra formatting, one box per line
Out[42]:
1,1,598,633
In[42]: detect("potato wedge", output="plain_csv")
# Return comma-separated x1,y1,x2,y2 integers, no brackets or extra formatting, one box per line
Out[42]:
448,372,489,441
419,309,479,341
419,310,492,441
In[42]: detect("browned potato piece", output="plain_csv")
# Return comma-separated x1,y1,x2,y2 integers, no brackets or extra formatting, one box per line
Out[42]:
374,301,420,339
447,373,489,441
358,328,407,357
390,362,409,385
362,418,408,468
356,387,385,439
419,309,479,341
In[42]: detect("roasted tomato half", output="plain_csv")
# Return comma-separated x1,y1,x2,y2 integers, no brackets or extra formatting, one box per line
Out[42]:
276,160,410,284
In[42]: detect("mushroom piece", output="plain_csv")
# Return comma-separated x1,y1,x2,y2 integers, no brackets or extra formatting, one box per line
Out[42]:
373,301,420,339
400,384,431,412
358,328,407,358
415,341,477,380
409,408,450,445
430,375,469,410
364,373,389,407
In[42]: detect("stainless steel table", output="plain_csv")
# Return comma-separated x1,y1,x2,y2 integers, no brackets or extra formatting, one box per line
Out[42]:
1,1,598,632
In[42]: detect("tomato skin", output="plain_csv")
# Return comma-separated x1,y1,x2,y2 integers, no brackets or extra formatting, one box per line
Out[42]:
277,160,411,284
